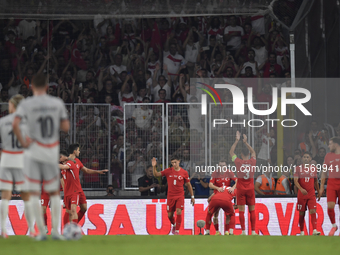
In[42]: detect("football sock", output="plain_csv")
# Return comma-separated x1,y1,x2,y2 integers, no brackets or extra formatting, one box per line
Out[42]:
1,199,9,235
77,210,85,223
310,213,317,230
169,216,175,225
298,214,305,232
63,212,69,225
205,213,212,230
31,195,45,235
250,210,256,232
175,214,182,231
239,211,245,230
213,223,219,232
225,223,229,232
50,195,61,235
24,200,35,234
229,214,235,230
43,213,47,226
328,208,336,224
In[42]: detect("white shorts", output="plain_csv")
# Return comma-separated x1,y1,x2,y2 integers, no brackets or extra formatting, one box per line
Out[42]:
0,167,25,191
24,156,60,192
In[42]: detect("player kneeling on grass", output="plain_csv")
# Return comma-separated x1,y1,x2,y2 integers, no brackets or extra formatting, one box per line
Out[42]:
152,156,195,235
294,151,321,236
0,95,35,238
205,187,236,235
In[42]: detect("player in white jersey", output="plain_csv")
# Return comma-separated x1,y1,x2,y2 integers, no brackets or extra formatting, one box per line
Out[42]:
12,74,70,240
0,94,35,238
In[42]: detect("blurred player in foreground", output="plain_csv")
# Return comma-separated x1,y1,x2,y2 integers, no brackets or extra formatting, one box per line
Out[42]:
229,131,257,235
294,151,321,235
320,137,340,236
152,156,195,235
0,94,35,238
208,159,237,235
12,74,70,240
60,143,108,223
205,186,236,235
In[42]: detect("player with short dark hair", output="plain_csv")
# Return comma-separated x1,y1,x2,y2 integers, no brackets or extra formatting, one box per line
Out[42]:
294,151,321,235
60,144,108,223
208,159,237,235
152,156,195,235
320,137,340,236
229,131,257,235
12,73,70,241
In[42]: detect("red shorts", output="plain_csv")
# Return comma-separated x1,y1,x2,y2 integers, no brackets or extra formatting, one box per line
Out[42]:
167,197,184,212
64,192,87,210
41,192,50,207
236,189,255,206
297,196,317,211
327,187,340,204
209,199,234,216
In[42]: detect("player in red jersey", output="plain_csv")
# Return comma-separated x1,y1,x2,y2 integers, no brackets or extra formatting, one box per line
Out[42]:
152,156,195,235
204,187,236,235
229,131,257,235
41,150,70,233
208,159,237,235
294,151,321,235
60,143,108,223
320,137,340,236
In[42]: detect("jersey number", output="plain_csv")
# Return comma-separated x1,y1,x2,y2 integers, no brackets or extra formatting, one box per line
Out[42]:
37,116,54,138
305,177,310,182
173,180,176,185
297,204,302,210
8,131,22,149
244,172,250,180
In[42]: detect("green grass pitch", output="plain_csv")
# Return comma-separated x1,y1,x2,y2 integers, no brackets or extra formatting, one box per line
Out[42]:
1,236,339,255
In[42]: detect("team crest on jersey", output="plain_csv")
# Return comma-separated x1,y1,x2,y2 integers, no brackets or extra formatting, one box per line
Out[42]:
178,176,183,180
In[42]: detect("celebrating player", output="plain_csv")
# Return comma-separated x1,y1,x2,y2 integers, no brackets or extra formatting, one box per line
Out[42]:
229,131,257,235
12,74,70,240
60,143,108,223
0,94,35,238
152,156,195,235
208,159,237,235
320,137,340,236
294,151,321,235
204,187,236,235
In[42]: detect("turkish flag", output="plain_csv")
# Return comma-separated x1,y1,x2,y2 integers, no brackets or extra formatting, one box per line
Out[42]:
71,40,87,70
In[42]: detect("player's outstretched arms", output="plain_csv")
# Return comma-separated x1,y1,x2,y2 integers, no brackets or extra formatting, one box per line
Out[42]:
152,157,162,177
229,131,241,158
81,167,108,174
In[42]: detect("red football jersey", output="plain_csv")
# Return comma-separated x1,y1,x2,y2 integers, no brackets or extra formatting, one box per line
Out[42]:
63,158,84,196
234,156,256,190
161,167,189,199
294,165,317,199
210,170,237,194
323,152,340,187
212,188,235,202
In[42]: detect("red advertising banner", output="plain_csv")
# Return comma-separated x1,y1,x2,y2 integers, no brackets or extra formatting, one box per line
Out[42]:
3,198,338,236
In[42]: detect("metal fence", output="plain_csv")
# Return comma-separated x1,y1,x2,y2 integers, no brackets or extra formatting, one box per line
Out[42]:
123,103,165,190
73,103,111,189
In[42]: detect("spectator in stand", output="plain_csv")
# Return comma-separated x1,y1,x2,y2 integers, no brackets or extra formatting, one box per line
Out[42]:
105,185,115,197
263,52,282,78
189,171,210,197
255,169,276,195
119,74,136,118
155,89,170,105
152,64,171,102
249,35,268,67
98,68,119,105
132,97,153,130
127,151,147,187
224,15,244,51
240,49,258,75
256,125,275,172
183,27,204,76
113,134,124,162
163,43,186,79
138,166,161,196
275,169,292,195
313,147,326,165
110,53,127,76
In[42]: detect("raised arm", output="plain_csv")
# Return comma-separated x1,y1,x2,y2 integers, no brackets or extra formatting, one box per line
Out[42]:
229,131,241,158
81,166,108,175
242,134,256,158
152,157,161,177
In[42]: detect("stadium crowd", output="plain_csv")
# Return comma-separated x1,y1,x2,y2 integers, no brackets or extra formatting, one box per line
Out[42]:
0,3,337,195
